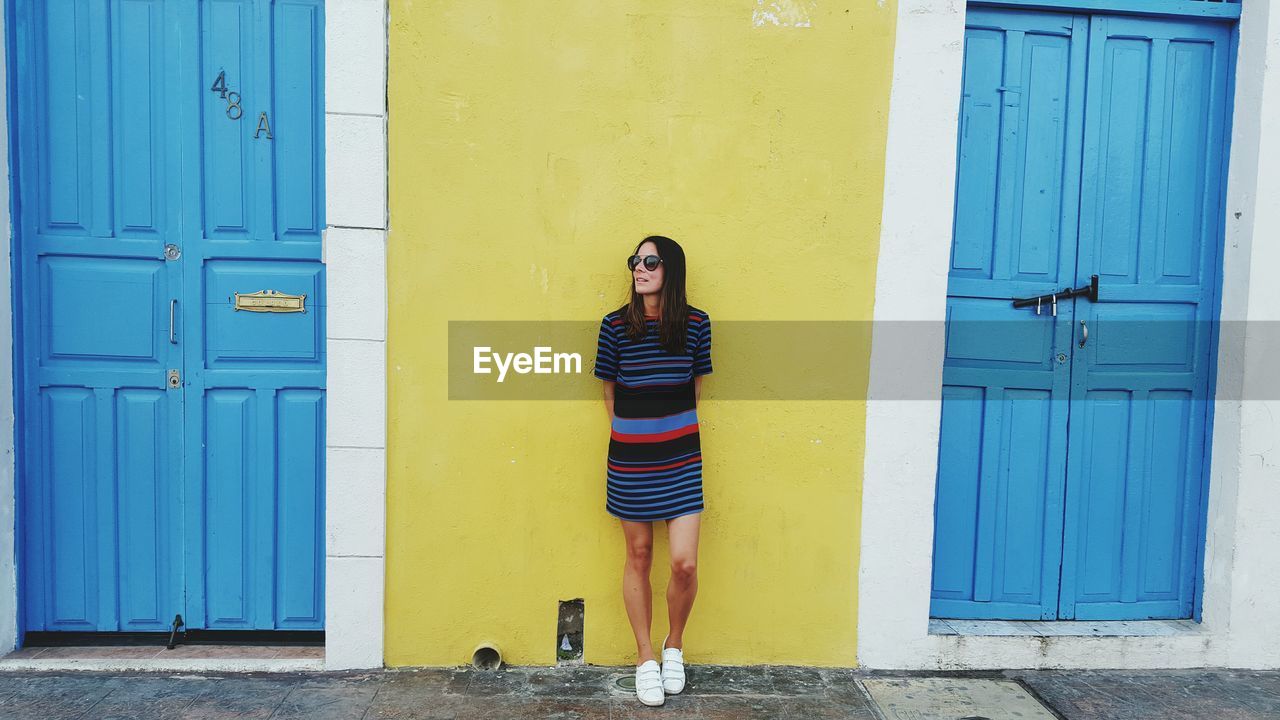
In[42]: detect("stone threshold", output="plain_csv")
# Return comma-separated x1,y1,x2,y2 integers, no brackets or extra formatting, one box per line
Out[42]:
0,644,324,673
929,618,1206,637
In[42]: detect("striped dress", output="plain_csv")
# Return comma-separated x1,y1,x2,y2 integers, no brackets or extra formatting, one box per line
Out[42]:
593,306,712,521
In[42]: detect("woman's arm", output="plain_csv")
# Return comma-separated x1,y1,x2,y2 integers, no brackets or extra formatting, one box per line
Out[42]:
602,380,616,420
694,375,703,406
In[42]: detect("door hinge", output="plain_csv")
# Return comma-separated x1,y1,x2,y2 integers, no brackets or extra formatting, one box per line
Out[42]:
167,369,181,388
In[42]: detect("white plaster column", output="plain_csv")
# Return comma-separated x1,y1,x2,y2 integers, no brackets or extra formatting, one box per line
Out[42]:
1210,0,1280,669
857,0,966,669
324,0,389,670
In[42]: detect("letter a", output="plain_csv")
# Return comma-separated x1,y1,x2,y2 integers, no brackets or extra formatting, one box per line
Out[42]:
254,111,273,140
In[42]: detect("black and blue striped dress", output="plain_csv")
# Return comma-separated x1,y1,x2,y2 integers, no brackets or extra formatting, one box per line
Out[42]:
593,306,712,522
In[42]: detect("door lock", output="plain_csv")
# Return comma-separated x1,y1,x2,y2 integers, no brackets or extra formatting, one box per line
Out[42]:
1013,274,1100,310
167,369,181,388
164,244,181,260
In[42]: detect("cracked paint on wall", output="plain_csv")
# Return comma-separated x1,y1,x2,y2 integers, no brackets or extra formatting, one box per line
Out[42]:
752,0,818,27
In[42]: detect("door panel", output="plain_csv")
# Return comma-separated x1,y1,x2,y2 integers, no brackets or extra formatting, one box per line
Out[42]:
16,0,325,633
180,0,326,630
16,0,185,632
931,8,1086,620
1059,15,1229,620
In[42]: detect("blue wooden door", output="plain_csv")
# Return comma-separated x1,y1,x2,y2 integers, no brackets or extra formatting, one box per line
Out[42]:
932,7,1232,621
14,0,325,633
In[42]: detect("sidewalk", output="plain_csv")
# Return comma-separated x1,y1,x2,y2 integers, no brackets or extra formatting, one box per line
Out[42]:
0,664,1276,719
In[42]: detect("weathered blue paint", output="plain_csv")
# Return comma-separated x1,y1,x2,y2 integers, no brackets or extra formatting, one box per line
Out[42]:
975,0,1240,21
932,7,1233,621
13,0,325,633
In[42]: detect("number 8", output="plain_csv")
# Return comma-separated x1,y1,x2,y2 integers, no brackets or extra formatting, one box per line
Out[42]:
225,91,243,120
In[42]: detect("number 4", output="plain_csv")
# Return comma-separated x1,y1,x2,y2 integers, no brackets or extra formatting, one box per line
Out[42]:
210,70,228,99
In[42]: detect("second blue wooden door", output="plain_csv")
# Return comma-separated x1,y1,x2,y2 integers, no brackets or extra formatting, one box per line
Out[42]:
931,7,1231,620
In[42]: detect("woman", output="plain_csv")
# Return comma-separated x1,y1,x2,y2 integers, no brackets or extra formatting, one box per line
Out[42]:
593,235,712,707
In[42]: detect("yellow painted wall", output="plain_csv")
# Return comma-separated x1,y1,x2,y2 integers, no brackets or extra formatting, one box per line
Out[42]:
386,0,897,667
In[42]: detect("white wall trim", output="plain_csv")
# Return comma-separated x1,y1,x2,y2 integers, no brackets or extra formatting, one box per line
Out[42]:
323,0,389,670
859,0,1280,670
0,3,16,657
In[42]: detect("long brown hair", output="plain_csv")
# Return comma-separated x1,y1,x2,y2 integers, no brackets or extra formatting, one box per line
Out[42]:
622,235,689,355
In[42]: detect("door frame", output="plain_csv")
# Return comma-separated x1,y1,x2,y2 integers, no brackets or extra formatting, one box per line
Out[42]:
861,0,1280,669
0,0,389,670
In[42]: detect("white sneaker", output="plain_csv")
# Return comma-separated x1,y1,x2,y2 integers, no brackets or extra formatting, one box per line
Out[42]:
635,658,665,706
660,635,686,694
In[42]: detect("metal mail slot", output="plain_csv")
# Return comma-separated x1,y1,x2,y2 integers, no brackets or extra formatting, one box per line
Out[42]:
233,289,307,313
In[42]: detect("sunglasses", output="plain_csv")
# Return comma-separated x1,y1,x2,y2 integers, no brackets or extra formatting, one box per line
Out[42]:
627,254,663,272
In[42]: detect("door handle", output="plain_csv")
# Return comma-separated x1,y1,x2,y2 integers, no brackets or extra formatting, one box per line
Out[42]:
1079,319,1088,348
169,299,178,344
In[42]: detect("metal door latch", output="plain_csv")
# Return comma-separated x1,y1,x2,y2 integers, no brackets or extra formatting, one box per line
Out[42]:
1013,274,1100,310
164,244,181,260
167,369,181,388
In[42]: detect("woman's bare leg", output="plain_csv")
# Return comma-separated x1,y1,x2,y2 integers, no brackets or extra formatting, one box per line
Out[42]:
664,512,701,649
620,519,657,665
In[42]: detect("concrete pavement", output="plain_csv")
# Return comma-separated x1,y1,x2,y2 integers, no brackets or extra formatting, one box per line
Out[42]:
0,664,1275,719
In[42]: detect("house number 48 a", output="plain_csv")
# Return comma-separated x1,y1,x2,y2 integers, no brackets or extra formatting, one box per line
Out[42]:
210,70,273,140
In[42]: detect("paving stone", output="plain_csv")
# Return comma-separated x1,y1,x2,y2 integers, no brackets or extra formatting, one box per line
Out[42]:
609,693,700,718
525,665,616,698
779,696,880,719
822,669,870,706
863,677,1057,719
454,696,611,720
695,696,796,719
366,671,471,719
78,676,209,719
682,664,776,696
269,675,381,719
379,668,466,695
766,665,828,696
182,675,301,719
0,673,118,719
1011,669,1280,720
459,668,530,697
363,695,470,720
